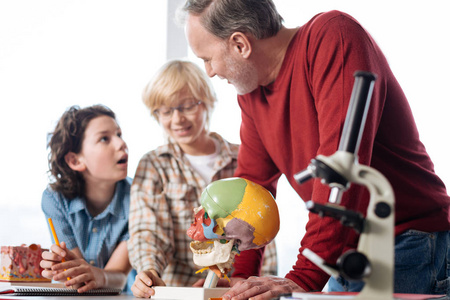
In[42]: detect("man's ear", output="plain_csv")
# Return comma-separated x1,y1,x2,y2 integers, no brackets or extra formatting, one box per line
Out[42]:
229,32,252,59
64,152,86,172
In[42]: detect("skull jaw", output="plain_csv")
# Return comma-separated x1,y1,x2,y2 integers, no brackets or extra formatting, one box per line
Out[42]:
190,239,237,275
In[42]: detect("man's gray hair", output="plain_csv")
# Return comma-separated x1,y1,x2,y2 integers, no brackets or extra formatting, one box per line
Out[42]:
180,0,283,40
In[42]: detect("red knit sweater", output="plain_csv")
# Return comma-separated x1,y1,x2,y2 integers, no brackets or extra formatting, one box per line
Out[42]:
232,10,450,291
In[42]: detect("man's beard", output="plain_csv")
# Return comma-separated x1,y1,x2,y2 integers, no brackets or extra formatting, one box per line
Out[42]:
224,54,259,95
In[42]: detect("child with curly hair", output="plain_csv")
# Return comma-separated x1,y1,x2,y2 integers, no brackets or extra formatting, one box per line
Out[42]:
40,104,135,293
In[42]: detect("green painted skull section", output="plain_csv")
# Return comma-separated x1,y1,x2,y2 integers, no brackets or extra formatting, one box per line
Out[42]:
200,177,247,219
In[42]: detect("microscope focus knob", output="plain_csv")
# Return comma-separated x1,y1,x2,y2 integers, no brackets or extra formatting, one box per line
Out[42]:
374,201,391,218
337,250,371,281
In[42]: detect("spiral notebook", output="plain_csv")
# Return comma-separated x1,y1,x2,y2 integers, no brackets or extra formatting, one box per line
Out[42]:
0,283,122,296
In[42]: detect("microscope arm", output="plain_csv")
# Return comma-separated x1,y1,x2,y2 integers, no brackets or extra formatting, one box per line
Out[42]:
294,71,395,299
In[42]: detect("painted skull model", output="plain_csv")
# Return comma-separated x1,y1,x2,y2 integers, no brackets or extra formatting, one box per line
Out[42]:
187,177,280,279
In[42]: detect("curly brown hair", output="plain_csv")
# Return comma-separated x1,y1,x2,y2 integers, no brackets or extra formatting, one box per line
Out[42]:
47,105,116,199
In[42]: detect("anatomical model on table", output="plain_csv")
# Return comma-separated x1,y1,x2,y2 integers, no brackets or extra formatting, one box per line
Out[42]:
187,177,280,287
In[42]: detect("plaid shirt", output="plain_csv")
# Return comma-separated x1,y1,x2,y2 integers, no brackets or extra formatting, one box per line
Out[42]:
128,132,277,286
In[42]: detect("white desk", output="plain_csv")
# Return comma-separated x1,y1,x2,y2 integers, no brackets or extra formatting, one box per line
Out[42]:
1,293,447,300
0,295,136,300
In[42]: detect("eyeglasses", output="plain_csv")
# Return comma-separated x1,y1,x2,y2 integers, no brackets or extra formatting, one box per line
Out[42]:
154,100,203,119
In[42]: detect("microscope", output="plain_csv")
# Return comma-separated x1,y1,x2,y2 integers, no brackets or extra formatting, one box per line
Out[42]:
294,71,395,299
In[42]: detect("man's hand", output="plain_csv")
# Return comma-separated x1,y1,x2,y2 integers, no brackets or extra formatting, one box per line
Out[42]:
222,276,305,300
131,270,166,298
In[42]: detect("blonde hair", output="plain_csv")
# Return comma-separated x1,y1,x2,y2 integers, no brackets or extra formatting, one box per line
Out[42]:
142,60,217,126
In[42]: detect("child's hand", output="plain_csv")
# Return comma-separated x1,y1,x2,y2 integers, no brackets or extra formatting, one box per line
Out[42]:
40,241,73,279
131,270,165,298
51,258,106,293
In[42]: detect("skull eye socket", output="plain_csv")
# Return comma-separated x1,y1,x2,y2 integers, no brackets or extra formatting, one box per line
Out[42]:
203,211,212,227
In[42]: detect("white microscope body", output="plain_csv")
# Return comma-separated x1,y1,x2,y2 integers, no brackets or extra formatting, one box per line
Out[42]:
294,71,395,300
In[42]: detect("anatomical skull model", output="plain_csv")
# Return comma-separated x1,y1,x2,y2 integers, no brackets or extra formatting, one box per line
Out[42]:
187,177,280,280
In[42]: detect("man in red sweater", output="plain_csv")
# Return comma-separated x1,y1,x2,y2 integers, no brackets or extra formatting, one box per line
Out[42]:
182,0,450,298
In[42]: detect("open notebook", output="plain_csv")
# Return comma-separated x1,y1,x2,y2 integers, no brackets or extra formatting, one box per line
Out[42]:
0,282,122,296
279,292,447,300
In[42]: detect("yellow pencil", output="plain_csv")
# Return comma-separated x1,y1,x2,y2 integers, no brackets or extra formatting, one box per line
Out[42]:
47,218,71,281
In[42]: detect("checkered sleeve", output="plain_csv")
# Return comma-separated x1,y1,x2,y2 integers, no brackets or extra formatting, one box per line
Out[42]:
127,153,175,274
261,240,278,276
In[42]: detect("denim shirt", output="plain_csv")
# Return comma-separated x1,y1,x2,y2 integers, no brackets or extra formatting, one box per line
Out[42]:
41,177,136,291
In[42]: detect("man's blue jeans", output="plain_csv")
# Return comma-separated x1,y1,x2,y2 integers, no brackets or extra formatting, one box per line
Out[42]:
328,230,450,295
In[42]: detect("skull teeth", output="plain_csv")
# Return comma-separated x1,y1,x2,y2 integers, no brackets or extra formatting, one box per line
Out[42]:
190,239,237,268
190,241,214,254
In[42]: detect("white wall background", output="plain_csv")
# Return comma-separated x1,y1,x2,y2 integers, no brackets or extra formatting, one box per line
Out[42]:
0,0,449,278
